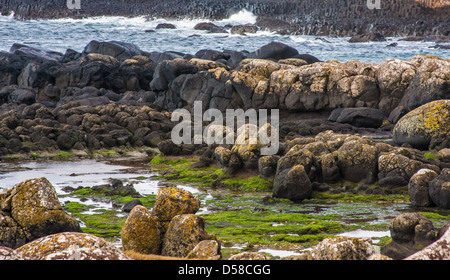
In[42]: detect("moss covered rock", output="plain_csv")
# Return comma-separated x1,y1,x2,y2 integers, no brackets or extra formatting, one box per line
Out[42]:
393,100,450,149
0,177,81,248
121,205,161,255
16,232,131,260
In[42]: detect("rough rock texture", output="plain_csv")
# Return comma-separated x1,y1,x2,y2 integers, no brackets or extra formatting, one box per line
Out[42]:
337,138,378,184
161,214,216,258
299,237,377,260
152,187,201,229
15,232,131,260
429,168,450,209
228,251,271,260
406,225,450,260
186,239,221,260
0,246,23,260
381,213,438,260
121,205,161,255
393,100,450,150
0,177,81,249
408,168,439,207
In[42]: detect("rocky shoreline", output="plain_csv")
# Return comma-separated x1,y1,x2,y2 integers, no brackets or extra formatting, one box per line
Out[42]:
0,39,450,260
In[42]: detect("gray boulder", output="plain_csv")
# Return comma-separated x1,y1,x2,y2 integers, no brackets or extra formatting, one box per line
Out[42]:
429,168,450,209
329,107,384,128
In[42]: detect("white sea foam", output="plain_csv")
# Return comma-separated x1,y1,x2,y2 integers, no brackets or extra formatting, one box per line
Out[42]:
0,9,448,63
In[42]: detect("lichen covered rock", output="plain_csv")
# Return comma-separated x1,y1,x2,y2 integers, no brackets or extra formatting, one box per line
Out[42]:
152,187,200,225
299,237,376,260
15,232,131,260
121,205,161,255
161,214,216,258
0,177,81,248
393,100,450,149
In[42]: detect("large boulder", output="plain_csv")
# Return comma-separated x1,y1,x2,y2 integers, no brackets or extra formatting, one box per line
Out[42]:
272,147,315,201
381,213,437,260
150,58,198,92
121,205,161,255
393,100,450,149
152,187,200,229
398,56,450,112
408,168,439,207
83,40,143,61
298,237,377,260
406,225,450,260
0,177,81,249
15,232,131,260
161,214,216,258
329,107,384,128
337,139,378,183
273,164,312,202
375,59,416,115
429,168,450,209
250,42,299,60
377,152,427,189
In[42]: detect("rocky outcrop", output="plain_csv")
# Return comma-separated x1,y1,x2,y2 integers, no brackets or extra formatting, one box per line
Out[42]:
151,187,201,229
121,187,218,259
393,100,450,150
162,214,217,257
0,177,81,249
15,232,131,260
428,168,450,209
381,213,438,260
121,205,161,255
408,168,439,207
406,224,450,260
295,236,377,260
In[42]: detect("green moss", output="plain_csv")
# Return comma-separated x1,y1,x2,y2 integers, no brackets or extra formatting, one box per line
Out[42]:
95,149,120,157
222,176,273,191
51,151,75,158
72,209,127,238
424,152,438,160
63,201,95,213
311,192,409,202
201,208,348,249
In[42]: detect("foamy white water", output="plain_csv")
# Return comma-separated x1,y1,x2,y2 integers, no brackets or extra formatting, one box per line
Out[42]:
0,9,448,63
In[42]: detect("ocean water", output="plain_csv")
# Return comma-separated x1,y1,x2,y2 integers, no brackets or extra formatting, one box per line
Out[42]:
1,9,448,63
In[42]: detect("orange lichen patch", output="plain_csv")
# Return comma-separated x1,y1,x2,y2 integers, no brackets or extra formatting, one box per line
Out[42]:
152,187,200,223
121,205,161,255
